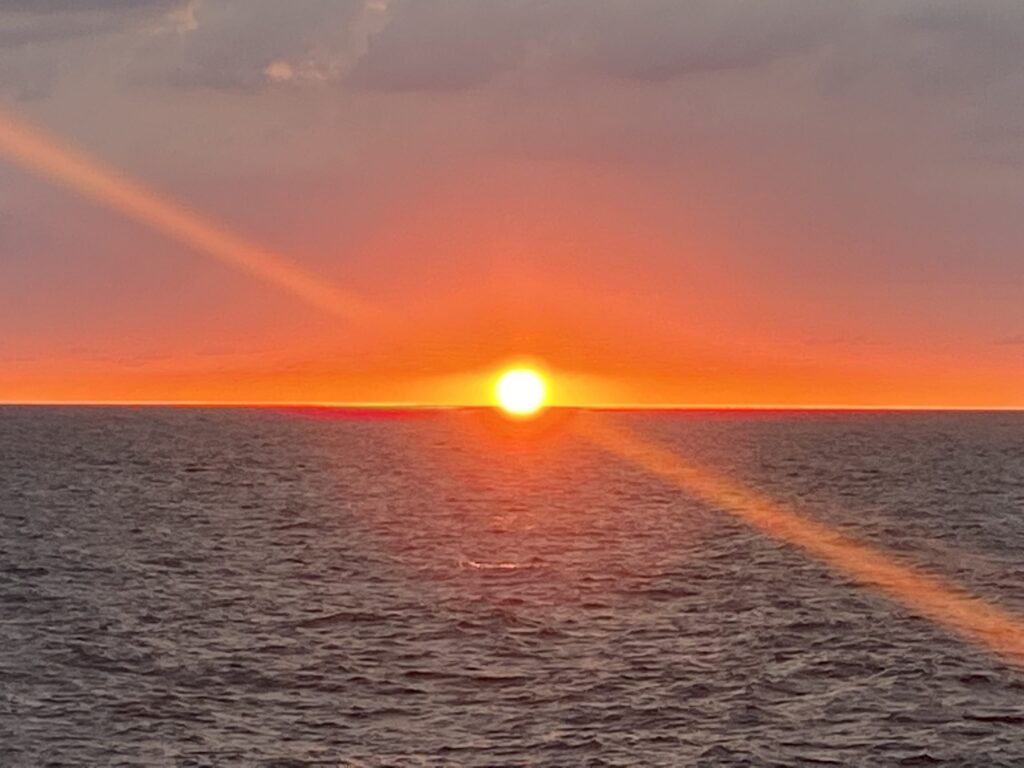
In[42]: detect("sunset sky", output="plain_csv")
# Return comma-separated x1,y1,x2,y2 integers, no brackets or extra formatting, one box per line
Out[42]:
1,0,1022,407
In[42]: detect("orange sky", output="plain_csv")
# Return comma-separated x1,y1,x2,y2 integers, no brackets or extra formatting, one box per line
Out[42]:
1,137,1022,408
2,2,1023,408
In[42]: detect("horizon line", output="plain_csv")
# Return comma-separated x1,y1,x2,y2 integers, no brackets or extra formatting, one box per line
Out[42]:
1,400,1023,412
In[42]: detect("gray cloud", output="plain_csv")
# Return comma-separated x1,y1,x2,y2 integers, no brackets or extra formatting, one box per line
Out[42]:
0,1,174,8
344,0,846,91
821,1,1024,96
0,14,117,46
104,0,853,94
575,0,843,82
341,0,1024,123
0,0,184,46
2,0,1024,170
136,0,364,91
8,0,1019,110
348,0,536,91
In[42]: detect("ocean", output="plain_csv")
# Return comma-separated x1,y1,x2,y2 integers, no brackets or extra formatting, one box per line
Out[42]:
1,407,1022,765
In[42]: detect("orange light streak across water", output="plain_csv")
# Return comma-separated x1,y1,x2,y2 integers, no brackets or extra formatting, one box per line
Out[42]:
0,107,381,324
578,415,1024,667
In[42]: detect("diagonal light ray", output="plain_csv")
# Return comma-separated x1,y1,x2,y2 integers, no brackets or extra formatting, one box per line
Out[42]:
0,107,382,324
578,415,1024,667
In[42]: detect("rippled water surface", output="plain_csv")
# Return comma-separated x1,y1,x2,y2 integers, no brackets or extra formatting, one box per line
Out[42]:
1,407,1023,765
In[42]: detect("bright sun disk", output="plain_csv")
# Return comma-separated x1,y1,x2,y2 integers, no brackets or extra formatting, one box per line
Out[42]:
495,368,547,417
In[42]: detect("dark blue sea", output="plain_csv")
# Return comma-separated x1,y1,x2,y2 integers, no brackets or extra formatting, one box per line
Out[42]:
1,407,1022,766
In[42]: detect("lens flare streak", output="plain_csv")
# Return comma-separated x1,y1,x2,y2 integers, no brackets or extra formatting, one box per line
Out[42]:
0,107,379,324
579,416,1024,667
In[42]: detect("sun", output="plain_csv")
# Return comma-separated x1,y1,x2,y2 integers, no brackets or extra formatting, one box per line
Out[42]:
495,368,547,417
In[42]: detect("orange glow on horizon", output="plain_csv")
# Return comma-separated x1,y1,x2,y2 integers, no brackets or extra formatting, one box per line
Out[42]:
1,346,1023,409
579,416,1024,667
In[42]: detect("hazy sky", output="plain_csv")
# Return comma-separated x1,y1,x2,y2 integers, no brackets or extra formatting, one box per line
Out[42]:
1,0,1022,405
